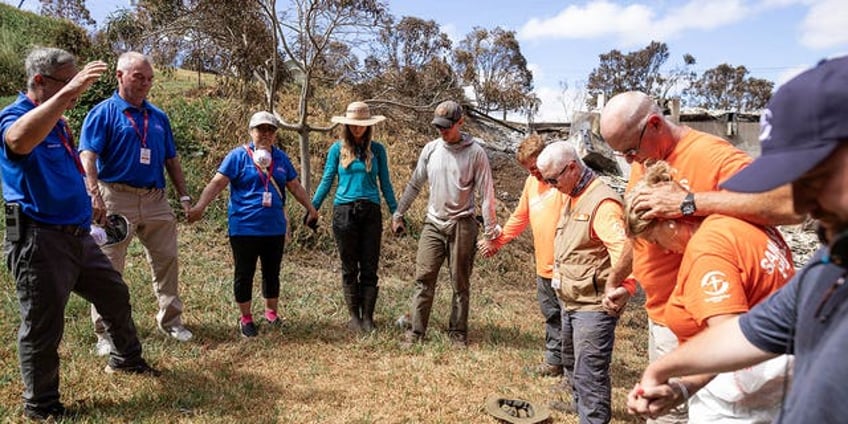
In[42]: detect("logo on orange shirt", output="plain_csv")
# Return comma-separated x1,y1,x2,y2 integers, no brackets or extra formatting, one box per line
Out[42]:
701,271,731,303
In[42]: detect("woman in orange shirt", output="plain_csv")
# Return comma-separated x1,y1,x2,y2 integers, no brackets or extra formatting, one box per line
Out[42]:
624,161,794,423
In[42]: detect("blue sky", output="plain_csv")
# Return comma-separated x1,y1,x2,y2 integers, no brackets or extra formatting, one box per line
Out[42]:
6,0,847,121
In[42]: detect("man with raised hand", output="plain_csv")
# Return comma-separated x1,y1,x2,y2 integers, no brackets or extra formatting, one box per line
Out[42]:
0,47,158,421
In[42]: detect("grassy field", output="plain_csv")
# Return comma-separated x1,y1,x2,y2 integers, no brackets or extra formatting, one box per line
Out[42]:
0,212,649,423
0,62,649,423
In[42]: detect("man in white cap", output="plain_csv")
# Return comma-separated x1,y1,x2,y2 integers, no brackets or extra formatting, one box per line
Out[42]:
393,100,501,347
626,55,848,423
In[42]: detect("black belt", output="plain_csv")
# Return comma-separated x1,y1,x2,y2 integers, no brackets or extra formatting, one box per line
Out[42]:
23,216,87,237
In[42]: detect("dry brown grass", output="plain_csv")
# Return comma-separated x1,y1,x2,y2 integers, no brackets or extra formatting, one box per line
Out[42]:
0,80,650,423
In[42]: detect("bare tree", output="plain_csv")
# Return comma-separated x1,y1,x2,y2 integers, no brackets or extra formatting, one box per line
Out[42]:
688,63,773,111
357,15,461,120
39,0,95,27
255,0,386,192
453,26,534,120
557,79,589,121
586,41,696,109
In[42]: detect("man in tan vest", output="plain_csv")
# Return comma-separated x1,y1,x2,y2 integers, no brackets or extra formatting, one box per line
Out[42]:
536,141,633,424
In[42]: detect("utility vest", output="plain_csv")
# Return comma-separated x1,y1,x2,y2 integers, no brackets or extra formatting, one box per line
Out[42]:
553,179,622,312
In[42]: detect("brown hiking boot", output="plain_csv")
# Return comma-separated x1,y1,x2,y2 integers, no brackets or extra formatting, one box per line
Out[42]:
530,362,564,377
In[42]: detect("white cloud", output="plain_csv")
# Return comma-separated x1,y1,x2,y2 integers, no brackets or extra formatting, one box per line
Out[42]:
800,0,848,49
519,1,652,42
440,23,461,45
518,0,765,46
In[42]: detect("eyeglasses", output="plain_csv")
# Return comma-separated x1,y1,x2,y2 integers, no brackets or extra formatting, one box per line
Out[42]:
544,162,570,185
41,74,72,84
615,119,649,159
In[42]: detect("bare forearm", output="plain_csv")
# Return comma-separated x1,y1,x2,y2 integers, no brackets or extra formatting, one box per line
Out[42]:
286,179,317,213
5,92,77,155
695,185,801,226
165,156,189,197
646,317,776,382
80,151,101,197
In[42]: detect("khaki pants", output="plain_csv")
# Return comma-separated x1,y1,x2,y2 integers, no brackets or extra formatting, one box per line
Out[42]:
91,182,184,334
648,319,688,424
410,217,477,338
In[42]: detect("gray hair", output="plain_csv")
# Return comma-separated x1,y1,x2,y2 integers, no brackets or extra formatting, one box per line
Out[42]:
536,141,585,177
25,47,76,91
117,51,152,72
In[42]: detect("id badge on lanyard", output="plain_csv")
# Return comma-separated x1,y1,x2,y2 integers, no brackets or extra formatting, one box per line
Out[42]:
262,191,272,207
140,147,151,165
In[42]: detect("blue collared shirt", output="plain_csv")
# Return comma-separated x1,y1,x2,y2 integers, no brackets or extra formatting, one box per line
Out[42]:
79,91,177,188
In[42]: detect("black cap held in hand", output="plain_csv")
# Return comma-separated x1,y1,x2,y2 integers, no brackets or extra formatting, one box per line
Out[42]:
303,212,318,231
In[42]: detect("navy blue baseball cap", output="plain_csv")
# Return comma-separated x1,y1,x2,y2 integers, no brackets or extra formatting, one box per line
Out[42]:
721,56,848,193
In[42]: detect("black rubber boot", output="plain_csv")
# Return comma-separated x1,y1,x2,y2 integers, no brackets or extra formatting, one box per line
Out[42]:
361,285,378,333
343,283,362,332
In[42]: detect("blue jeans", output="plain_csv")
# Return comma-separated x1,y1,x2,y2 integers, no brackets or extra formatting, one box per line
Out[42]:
561,310,618,424
536,276,563,366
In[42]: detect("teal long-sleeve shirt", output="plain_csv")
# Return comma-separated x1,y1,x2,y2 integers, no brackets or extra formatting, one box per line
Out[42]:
311,140,398,213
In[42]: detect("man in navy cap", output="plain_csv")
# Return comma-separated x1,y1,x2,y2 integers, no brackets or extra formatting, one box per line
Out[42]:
625,55,848,423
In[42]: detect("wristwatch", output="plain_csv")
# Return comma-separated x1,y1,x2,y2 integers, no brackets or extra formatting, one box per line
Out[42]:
680,192,696,216
179,195,192,203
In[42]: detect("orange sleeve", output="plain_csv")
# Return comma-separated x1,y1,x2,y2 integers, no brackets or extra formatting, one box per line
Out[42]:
493,176,532,248
677,231,751,327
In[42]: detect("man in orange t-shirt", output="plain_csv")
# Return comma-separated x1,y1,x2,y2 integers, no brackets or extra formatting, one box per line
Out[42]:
600,91,798,424
480,134,568,377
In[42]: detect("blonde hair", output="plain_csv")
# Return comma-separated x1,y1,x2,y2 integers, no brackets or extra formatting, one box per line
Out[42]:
339,125,373,171
624,161,677,237
516,133,546,164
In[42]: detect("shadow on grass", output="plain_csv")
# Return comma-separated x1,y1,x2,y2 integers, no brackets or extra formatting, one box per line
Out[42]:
68,364,284,422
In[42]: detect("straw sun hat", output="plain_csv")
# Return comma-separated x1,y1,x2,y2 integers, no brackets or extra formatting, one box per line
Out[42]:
331,101,386,126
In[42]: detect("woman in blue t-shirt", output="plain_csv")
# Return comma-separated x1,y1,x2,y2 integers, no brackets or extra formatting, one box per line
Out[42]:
188,111,319,337
312,101,398,332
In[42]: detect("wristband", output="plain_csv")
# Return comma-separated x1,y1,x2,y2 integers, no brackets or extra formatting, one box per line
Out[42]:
179,195,191,203
668,378,690,402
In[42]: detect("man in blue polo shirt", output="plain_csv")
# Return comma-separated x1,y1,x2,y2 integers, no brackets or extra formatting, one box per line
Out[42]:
626,56,848,423
80,51,192,354
0,47,158,421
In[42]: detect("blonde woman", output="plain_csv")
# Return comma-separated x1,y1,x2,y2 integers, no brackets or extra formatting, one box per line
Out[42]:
312,102,398,333
625,161,793,423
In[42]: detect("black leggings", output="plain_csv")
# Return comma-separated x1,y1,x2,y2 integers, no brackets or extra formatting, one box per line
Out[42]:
229,235,285,303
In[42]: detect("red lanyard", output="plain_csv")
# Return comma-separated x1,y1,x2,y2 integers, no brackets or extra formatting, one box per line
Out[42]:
57,119,84,175
123,109,149,147
243,145,274,192
25,95,84,175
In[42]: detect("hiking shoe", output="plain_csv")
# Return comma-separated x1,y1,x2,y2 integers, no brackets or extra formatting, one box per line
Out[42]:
23,403,67,420
265,317,284,327
400,330,422,348
159,325,193,342
449,332,468,348
240,320,258,338
530,362,564,377
104,359,161,377
93,336,112,357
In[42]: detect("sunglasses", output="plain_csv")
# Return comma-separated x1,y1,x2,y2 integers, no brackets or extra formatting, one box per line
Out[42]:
544,162,570,185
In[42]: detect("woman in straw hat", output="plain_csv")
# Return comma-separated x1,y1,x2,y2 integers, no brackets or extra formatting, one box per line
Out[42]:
187,111,319,338
312,101,398,333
